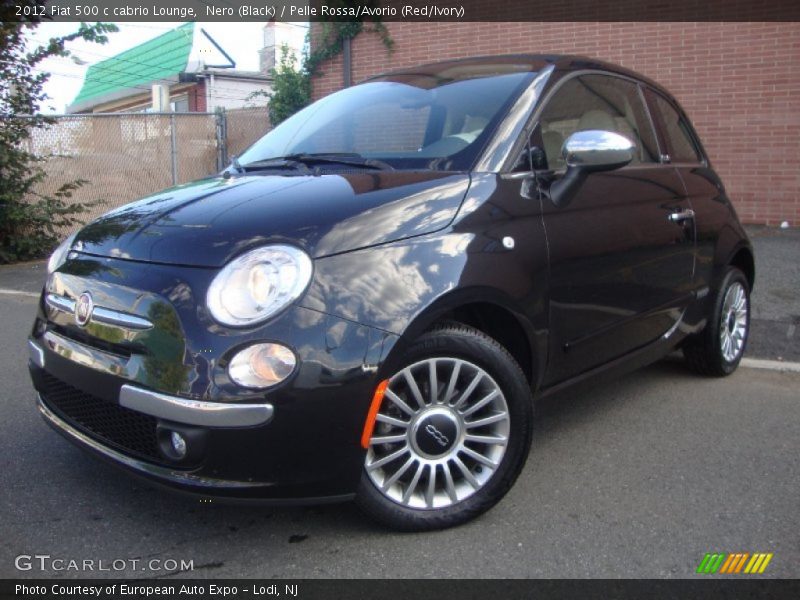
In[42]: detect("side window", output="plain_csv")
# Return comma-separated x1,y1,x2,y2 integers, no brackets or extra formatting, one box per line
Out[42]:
651,94,702,163
538,74,659,170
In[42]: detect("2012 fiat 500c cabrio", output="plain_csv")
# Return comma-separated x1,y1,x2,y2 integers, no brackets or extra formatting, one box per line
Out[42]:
29,55,754,530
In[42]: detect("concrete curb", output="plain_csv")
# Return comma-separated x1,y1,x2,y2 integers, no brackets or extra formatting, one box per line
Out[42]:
740,358,800,373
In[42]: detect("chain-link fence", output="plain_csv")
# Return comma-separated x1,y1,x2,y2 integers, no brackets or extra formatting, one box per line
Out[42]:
24,108,272,228
225,106,270,159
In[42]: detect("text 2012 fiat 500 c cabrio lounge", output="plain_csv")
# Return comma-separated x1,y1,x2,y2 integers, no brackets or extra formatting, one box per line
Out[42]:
29,55,753,530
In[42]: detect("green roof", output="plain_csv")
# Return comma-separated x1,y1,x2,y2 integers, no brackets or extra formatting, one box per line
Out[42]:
72,23,195,106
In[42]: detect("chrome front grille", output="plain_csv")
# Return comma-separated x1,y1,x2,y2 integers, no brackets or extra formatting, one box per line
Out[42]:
45,292,154,330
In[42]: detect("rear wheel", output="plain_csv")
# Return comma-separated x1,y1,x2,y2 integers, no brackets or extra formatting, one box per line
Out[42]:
355,323,533,531
684,266,750,376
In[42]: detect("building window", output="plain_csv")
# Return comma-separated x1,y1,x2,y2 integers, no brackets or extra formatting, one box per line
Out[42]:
171,95,190,113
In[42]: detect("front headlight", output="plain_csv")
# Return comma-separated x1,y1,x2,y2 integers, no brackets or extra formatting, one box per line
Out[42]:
47,232,77,274
206,245,313,327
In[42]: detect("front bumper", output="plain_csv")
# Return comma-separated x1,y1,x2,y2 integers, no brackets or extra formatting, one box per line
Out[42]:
119,385,273,428
30,338,273,428
28,254,398,502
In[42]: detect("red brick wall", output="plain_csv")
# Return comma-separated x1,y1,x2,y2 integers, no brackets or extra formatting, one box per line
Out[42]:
188,79,206,113
311,22,800,226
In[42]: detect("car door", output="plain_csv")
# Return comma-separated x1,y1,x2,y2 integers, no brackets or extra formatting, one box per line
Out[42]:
646,89,721,284
536,73,696,386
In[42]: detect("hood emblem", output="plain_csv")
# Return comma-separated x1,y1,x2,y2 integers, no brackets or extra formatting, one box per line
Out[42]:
74,292,94,327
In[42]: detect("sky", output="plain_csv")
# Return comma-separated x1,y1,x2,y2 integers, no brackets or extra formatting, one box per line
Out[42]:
27,22,309,113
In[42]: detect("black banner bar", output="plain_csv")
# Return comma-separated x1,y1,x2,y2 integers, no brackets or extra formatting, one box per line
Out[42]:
4,0,800,22
3,580,800,600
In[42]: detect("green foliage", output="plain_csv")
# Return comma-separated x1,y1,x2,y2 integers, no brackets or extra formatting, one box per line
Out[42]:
252,18,394,127
0,2,116,263
305,20,394,77
266,45,311,127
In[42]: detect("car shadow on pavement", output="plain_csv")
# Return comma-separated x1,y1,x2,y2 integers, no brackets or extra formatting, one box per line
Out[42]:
535,357,695,422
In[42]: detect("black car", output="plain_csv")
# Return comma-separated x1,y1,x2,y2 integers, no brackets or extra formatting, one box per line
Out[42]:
29,55,753,530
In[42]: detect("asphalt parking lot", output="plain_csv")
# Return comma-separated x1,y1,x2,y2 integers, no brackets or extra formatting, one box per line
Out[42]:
0,227,798,579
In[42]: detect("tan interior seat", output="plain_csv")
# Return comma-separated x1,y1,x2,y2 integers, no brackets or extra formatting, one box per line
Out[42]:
577,109,616,132
456,115,490,143
542,130,564,165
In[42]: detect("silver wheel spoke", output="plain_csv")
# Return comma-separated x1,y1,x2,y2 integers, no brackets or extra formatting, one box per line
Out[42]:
460,389,499,417
403,368,426,409
442,360,461,404
452,371,483,410
452,455,481,489
424,464,436,508
465,433,508,445
370,434,407,445
428,360,438,404
376,413,409,428
443,461,458,503
367,446,409,471
402,462,425,504
465,412,508,429
460,446,498,469
382,456,415,491
384,388,416,416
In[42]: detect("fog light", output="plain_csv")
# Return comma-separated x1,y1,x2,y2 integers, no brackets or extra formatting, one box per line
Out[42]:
228,343,296,389
170,431,187,458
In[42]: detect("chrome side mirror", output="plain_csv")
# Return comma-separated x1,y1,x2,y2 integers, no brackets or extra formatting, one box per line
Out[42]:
562,130,635,171
549,130,635,207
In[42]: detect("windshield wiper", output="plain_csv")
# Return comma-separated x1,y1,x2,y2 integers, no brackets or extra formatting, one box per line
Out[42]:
233,157,313,175
274,153,394,171
225,153,394,177
224,154,310,177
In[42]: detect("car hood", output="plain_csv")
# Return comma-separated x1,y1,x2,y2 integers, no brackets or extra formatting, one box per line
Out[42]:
74,171,471,267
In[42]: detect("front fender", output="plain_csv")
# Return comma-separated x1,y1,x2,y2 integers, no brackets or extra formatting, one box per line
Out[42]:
299,227,549,388
299,232,476,336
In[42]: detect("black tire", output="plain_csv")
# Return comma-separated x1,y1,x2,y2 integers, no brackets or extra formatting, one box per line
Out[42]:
683,266,750,376
355,322,533,531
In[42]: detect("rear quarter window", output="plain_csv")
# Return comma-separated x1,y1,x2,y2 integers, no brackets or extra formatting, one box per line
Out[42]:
651,93,702,163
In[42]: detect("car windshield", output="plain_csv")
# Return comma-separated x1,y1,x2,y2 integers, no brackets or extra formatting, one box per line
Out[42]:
237,65,536,171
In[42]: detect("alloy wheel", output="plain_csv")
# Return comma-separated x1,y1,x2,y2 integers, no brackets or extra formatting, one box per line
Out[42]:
719,281,748,363
365,357,510,510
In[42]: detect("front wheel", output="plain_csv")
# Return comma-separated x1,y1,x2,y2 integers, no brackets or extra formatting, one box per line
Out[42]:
355,323,533,531
684,266,750,376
